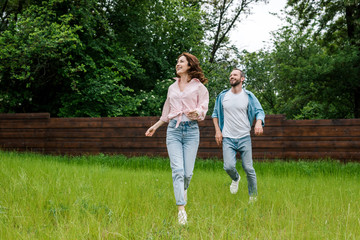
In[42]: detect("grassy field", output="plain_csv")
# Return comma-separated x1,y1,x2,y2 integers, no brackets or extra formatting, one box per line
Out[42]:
0,151,359,239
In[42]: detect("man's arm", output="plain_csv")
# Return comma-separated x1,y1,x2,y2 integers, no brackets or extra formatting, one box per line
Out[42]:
212,117,223,145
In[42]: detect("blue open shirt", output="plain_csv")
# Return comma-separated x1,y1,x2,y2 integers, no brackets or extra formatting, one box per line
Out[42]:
211,89,265,132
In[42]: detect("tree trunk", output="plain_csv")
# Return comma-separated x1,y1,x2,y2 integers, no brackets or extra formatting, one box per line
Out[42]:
0,0,9,31
14,0,26,22
346,3,360,118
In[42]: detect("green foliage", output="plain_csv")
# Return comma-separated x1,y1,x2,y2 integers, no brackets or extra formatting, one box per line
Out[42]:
1,0,359,119
0,0,211,117
203,61,235,113
0,0,143,117
108,0,207,92
237,50,278,115
136,78,174,116
271,20,359,119
293,101,333,119
54,0,145,117
285,0,360,118
237,13,359,119
0,3,82,114
58,64,141,117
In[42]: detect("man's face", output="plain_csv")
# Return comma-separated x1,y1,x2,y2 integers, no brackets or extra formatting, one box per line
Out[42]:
229,70,243,87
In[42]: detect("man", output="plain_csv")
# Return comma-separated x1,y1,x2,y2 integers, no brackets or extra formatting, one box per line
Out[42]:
212,68,265,203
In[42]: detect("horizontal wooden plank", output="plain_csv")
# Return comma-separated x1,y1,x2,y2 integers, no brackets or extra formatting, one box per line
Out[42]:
2,127,358,139
1,137,359,150
4,130,360,142
250,136,360,141
0,129,47,138
0,115,295,129
282,118,360,126
3,120,358,130
200,126,360,137
252,140,360,149
3,132,360,143
0,113,50,119
1,114,359,128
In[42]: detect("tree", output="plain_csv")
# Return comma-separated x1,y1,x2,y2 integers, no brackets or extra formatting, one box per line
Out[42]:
202,0,267,63
240,15,358,119
237,50,278,115
103,0,207,92
200,0,269,112
0,0,143,117
235,1,360,119
286,0,360,117
272,22,357,119
0,2,82,115
1,0,29,30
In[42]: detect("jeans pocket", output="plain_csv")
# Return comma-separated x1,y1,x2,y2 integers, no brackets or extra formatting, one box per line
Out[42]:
168,119,177,128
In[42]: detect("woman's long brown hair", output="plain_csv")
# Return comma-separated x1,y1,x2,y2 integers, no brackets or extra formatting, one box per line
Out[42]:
176,52,208,84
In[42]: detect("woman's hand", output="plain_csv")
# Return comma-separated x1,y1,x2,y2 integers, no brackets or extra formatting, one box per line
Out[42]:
145,126,156,137
145,120,165,137
187,110,199,120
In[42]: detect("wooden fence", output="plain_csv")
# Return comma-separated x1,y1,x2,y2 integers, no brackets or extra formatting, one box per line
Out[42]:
0,113,359,162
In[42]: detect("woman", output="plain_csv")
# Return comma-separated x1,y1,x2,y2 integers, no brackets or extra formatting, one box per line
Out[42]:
145,52,209,225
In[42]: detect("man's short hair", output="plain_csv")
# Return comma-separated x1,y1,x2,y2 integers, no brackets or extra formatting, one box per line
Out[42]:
232,68,245,78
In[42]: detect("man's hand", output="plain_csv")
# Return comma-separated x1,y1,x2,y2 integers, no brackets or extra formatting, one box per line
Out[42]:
215,130,223,146
254,119,263,136
212,118,223,146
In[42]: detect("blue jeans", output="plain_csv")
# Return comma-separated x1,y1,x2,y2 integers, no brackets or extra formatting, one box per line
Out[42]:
222,135,258,196
166,119,199,206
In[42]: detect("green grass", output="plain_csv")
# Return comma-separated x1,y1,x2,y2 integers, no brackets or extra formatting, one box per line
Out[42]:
0,151,359,239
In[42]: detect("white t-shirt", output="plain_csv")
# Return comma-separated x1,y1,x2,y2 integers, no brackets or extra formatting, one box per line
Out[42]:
222,90,251,138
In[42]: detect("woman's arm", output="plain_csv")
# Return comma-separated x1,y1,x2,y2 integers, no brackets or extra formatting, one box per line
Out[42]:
145,120,166,137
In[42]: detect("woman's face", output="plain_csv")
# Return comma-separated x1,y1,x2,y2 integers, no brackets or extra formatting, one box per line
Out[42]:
176,56,191,76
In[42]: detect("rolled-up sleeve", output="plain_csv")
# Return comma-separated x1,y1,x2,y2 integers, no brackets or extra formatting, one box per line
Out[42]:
247,91,265,127
211,94,221,119
195,84,209,121
159,89,171,122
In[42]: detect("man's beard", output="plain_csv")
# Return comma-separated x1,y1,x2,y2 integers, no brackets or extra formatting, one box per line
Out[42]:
230,79,241,87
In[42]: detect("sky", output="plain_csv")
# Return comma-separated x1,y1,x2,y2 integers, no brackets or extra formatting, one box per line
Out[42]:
230,0,287,52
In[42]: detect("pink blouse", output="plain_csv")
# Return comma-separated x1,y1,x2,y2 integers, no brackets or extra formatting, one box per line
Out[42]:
160,78,209,127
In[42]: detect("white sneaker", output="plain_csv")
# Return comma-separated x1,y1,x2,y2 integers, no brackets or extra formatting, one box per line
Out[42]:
230,178,240,194
249,196,257,204
178,209,187,225
184,189,187,203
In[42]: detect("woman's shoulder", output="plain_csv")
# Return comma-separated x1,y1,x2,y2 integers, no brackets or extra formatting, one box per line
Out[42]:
168,78,179,88
191,78,206,86
199,83,208,92
191,78,202,83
